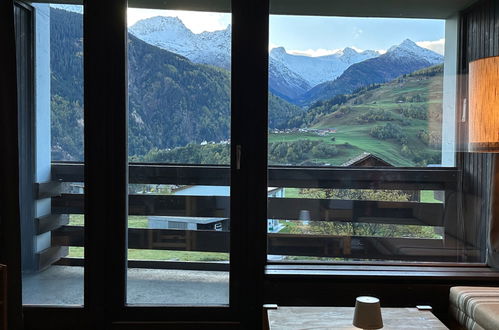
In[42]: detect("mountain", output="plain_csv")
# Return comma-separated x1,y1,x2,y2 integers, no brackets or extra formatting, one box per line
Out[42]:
268,57,312,102
50,8,303,160
269,46,380,87
129,16,232,70
129,16,382,103
129,17,444,107
299,39,444,105
127,34,232,156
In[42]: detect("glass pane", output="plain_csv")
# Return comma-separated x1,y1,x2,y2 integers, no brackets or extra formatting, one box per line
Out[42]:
21,4,84,305
266,14,478,263
268,15,447,168
126,7,231,305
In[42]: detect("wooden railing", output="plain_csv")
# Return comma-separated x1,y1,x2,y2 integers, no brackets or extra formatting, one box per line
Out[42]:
41,162,482,271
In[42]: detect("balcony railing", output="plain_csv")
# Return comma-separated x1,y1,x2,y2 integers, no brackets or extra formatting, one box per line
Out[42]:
35,162,481,272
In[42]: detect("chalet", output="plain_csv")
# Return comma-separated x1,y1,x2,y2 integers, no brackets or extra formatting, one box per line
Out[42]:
341,152,393,167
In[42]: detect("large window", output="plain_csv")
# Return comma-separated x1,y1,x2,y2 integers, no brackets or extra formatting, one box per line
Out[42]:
266,14,478,264
9,0,492,328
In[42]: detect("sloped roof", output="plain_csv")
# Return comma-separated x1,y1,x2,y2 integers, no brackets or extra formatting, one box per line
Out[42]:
341,152,393,167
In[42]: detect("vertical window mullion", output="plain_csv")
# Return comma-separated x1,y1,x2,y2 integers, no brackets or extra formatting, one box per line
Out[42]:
84,0,128,325
231,0,269,327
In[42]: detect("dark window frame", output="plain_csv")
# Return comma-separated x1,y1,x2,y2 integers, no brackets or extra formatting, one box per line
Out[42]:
8,0,499,329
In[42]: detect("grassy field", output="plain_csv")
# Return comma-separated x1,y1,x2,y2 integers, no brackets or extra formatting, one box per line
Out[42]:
69,215,149,228
269,66,443,167
68,247,229,261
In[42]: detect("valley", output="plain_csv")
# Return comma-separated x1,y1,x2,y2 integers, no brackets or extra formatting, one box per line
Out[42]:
50,7,445,168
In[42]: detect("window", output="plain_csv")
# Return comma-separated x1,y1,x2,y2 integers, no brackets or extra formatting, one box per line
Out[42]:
7,0,493,328
126,6,232,306
266,12,480,264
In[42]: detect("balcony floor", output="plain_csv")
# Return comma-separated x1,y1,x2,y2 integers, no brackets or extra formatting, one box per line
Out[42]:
23,265,229,305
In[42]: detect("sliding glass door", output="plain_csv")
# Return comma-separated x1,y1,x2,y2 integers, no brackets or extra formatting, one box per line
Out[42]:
126,5,232,306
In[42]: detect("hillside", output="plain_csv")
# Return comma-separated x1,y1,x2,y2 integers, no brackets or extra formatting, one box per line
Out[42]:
270,65,444,167
140,65,444,167
127,34,232,156
50,8,303,160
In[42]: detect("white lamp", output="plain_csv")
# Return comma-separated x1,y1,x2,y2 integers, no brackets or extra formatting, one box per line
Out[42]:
352,296,383,330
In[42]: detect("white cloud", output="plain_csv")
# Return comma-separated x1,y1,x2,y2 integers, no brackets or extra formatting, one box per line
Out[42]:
288,48,342,57
127,8,230,33
416,38,445,55
349,46,365,53
353,28,363,39
286,46,371,57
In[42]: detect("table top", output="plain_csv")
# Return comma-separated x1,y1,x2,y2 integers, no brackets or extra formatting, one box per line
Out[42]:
267,307,448,330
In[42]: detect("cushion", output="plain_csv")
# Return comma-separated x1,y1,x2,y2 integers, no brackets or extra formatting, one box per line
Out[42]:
450,286,499,330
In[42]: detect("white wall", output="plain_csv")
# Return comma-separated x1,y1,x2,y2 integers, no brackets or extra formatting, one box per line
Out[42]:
33,3,52,253
441,14,459,167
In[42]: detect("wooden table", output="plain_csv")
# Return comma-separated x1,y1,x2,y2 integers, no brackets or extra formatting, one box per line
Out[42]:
267,306,448,329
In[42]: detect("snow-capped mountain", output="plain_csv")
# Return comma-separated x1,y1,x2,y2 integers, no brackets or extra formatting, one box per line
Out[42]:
387,39,443,65
129,16,381,101
129,16,231,70
300,39,444,105
269,57,312,101
269,46,380,87
130,16,444,105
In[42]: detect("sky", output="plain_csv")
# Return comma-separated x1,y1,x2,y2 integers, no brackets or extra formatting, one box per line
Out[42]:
127,9,445,55
269,15,445,55
54,6,446,55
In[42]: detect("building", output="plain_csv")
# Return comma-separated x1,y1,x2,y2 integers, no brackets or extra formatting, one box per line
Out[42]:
341,152,393,167
169,185,285,233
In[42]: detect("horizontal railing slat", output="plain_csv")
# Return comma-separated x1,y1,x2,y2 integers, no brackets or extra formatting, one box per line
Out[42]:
51,162,458,190
53,226,229,252
53,194,231,217
268,198,443,226
52,225,477,262
52,194,444,226
55,257,230,272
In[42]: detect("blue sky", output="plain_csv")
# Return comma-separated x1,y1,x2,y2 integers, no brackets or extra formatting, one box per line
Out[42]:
127,9,445,55
269,15,445,55
54,6,446,55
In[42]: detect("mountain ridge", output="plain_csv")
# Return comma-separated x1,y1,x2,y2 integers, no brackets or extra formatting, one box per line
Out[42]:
50,8,304,160
298,40,443,105
130,15,443,105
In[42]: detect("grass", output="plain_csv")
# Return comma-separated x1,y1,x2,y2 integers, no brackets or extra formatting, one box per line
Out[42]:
68,247,229,261
283,188,302,198
420,190,443,203
268,126,421,167
269,68,443,167
69,215,149,228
